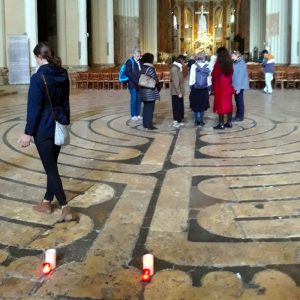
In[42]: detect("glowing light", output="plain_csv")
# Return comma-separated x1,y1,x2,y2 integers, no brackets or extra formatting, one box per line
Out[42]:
230,13,235,23
45,249,56,269
42,262,52,275
142,269,151,282
143,254,154,276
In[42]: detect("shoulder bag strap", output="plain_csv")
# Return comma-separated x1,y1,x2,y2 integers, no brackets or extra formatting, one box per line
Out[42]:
41,74,56,121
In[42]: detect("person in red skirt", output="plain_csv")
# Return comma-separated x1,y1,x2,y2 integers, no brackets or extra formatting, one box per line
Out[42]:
212,47,234,129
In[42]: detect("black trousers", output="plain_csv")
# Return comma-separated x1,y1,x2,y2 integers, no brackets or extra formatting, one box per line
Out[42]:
234,89,244,119
143,101,155,128
172,95,184,122
34,137,67,206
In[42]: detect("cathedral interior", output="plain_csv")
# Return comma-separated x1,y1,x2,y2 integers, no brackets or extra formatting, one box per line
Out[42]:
0,0,300,299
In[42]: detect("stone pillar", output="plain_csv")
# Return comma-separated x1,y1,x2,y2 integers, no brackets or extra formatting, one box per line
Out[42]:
25,0,38,68
78,0,88,66
222,0,227,46
91,0,114,65
194,1,199,42
180,2,184,53
56,0,67,64
0,0,5,68
291,0,300,65
249,0,266,56
157,0,173,55
0,0,7,85
265,0,289,64
56,0,87,68
140,0,157,61
113,0,140,64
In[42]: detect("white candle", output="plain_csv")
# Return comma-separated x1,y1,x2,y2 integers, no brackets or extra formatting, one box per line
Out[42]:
45,249,56,269
142,254,154,276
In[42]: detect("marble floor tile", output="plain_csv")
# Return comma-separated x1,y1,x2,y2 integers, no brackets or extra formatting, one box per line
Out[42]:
0,86,300,299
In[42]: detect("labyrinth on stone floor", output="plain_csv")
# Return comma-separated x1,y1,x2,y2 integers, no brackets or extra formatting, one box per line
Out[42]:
1,89,300,299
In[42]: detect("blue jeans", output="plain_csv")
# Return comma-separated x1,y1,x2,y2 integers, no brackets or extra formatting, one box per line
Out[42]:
129,89,141,117
194,111,204,121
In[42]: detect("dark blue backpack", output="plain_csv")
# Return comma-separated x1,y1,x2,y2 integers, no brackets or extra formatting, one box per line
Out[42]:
194,62,210,89
119,58,134,83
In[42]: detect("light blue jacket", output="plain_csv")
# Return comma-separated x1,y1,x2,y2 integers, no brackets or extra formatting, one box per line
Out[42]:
232,58,249,91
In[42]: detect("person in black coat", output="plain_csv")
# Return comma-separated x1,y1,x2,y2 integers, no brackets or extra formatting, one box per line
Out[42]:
139,53,160,130
125,48,142,121
18,42,72,222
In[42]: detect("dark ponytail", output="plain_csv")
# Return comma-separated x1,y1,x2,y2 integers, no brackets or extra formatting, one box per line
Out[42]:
33,42,62,68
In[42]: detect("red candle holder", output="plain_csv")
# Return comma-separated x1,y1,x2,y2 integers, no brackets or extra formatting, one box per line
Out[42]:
142,269,151,282
42,262,52,275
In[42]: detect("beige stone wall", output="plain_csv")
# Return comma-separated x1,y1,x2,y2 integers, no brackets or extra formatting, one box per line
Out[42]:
4,0,25,35
0,0,26,84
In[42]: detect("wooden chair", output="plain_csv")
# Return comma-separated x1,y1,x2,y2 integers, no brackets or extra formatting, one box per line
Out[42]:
286,72,297,89
249,71,263,89
295,71,300,89
161,71,170,89
69,73,80,89
101,73,111,89
274,71,285,89
88,73,100,89
111,73,122,89
78,72,89,89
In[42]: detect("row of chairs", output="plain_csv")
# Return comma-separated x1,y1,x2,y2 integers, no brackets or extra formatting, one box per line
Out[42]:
70,71,171,90
248,70,300,89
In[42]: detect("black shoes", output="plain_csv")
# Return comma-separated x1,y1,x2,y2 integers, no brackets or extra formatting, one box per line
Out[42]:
144,126,157,130
233,117,244,122
224,122,232,128
194,121,205,126
213,123,225,130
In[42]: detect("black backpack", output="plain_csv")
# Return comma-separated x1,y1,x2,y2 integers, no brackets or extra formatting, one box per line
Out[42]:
194,62,210,89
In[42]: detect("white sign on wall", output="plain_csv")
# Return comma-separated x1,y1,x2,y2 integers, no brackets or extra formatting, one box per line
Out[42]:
7,35,30,84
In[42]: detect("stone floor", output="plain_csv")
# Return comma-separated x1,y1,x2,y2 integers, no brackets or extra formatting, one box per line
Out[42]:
0,85,300,299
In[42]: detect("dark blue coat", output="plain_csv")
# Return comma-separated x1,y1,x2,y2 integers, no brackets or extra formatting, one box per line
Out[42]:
25,64,70,139
125,57,141,89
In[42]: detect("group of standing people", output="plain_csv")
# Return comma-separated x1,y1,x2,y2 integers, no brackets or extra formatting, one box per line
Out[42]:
125,46,251,131
171,47,249,129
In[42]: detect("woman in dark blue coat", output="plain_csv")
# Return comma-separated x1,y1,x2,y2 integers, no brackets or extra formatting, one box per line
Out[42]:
18,42,72,222
139,53,160,130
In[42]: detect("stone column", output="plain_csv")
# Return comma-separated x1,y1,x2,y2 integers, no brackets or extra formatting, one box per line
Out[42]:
0,0,5,68
56,0,87,68
78,0,88,66
91,0,114,65
56,0,67,64
140,0,157,61
194,1,199,42
291,0,300,65
25,0,38,68
0,0,6,85
113,0,140,64
249,0,266,56
265,0,289,64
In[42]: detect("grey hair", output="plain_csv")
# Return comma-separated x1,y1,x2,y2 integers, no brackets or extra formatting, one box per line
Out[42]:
232,50,241,57
195,51,205,62
133,47,141,55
